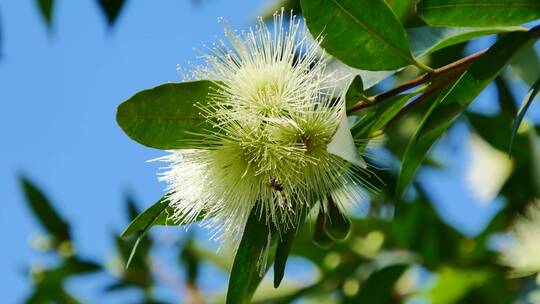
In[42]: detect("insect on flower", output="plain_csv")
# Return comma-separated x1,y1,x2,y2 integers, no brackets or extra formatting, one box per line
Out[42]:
157,10,375,246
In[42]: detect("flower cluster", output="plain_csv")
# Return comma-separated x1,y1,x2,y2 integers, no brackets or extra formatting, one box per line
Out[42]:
499,201,540,277
159,12,369,244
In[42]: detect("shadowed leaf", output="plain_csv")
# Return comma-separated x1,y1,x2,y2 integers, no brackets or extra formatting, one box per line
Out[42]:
20,176,70,242
97,0,126,26
397,28,537,197
510,77,540,155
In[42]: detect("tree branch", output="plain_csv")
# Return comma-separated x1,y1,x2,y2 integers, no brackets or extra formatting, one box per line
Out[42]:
346,49,487,114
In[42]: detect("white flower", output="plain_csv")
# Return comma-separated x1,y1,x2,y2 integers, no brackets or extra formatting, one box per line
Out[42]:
158,12,370,244
465,133,513,204
499,201,540,277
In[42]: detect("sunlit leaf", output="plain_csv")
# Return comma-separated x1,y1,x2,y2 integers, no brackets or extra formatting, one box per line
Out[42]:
301,0,428,71
116,80,219,150
417,0,540,27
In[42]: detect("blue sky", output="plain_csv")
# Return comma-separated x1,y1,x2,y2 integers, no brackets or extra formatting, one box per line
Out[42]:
1,0,538,302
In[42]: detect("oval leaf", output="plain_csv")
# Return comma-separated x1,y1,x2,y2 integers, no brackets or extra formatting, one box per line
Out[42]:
397,29,537,197
301,0,425,71
417,0,540,27
116,80,219,150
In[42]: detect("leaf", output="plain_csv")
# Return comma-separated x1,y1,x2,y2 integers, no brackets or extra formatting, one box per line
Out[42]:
408,26,525,58
352,264,408,303
312,208,333,249
345,75,366,110
424,267,491,304
350,93,415,142
417,0,540,27
226,208,273,304
273,228,296,288
510,77,540,154
121,196,205,268
397,29,537,197
35,0,54,27
116,80,219,150
301,0,428,71
97,0,126,26
509,45,540,86
20,176,70,242
122,196,206,237
323,195,351,240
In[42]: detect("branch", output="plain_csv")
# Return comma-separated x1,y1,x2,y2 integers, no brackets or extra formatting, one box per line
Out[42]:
346,49,487,114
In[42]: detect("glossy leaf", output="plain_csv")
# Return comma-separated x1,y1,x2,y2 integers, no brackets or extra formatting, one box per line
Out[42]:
417,0,540,27
226,208,272,304
20,177,70,242
408,26,524,58
323,195,351,240
35,0,54,26
301,0,425,71
397,29,537,197
97,0,126,26
510,77,540,154
116,80,219,150
350,93,415,142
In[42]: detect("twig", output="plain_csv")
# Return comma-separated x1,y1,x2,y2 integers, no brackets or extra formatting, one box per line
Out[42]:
346,49,487,114
385,71,462,127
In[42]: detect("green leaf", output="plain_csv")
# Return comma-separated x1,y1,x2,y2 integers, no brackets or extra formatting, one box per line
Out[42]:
20,176,70,242
345,75,366,110
312,208,333,249
121,196,205,268
417,0,540,27
351,93,415,142
323,195,351,240
510,45,540,86
97,0,126,26
116,80,219,150
510,77,540,154
424,267,491,304
35,0,54,27
122,196,205,237
273,228,296,288
301,0,428,71
397,29,537,197
352,264,408,302
226,208,273,304
408,26,525,58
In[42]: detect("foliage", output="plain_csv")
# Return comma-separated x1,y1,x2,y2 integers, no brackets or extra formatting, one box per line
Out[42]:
17,0,540,303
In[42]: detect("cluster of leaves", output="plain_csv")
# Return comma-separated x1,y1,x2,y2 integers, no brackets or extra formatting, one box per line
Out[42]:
18,0,540,303
20,177,203,303
115,0,540,303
